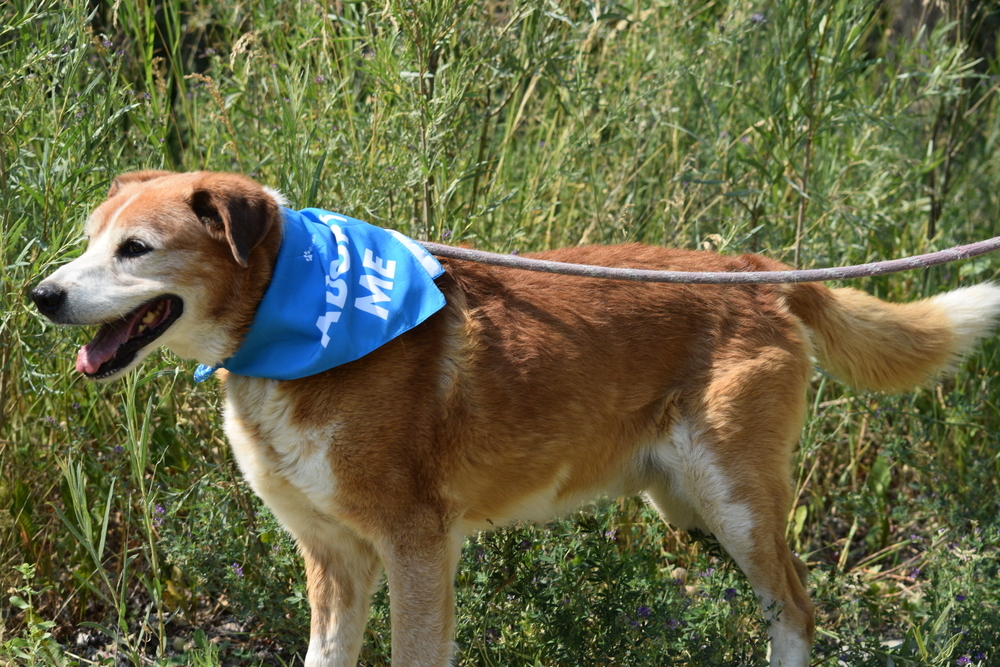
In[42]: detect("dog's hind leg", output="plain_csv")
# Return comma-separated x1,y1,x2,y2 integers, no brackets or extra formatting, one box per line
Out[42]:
299,522,383,667
643,427,813,667
643,347,814,667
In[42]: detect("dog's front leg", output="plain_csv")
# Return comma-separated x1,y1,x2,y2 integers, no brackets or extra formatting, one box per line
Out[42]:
299,523,383,667
380,523,465,667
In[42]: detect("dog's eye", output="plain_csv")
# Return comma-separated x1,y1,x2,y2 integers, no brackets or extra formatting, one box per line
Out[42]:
119,239,152,258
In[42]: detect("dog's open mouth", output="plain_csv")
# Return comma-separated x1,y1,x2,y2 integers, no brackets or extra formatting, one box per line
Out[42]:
76,296,184,379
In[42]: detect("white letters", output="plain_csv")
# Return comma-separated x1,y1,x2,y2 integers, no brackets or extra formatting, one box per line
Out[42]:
362,249,397,279
355,275,393,319
315,223,351,348
315,216,400,345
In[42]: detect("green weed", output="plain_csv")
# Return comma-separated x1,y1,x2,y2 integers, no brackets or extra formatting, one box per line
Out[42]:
3,0,1000,665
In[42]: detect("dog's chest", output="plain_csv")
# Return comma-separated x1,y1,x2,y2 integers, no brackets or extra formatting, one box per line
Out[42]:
222,376,341,523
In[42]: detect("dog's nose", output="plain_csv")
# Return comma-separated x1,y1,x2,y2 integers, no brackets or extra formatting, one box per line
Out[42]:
31,283,66,317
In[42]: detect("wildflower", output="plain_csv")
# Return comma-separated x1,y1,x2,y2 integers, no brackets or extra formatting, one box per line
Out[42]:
956,657,970,666
750,13,766,24
955,593,966,602
724,587,738,601
315,75,326,84
511,249,519,255
441,229,453,241
102,39,112,48
205,48,216,55
231,562,244,577
974,653,986,661
604,528,617,540
271,63,278,68
699,567,715,578
666,618,681,629
909,568,921,579
518,540,531,551
113,445,124,455
154,504,165,527
637,605,651,618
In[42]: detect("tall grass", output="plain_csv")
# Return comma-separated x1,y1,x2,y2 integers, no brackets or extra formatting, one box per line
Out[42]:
2,0,1000,665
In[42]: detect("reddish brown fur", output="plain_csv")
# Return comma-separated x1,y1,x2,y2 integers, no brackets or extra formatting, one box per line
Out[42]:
37,171,999,667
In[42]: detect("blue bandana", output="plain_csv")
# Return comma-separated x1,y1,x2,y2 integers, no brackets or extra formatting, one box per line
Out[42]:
194,207,445,382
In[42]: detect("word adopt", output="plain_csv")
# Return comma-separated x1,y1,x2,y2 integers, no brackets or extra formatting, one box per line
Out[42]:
315,213,398,348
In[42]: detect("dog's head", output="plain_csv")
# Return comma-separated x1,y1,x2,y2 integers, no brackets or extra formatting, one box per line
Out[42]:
30,171,283,381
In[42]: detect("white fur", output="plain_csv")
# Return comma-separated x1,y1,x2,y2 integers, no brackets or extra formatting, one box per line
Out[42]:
930,282,1000,356
262,185,289,208
224,376,339,524
642,421,755,557
766,619,811,667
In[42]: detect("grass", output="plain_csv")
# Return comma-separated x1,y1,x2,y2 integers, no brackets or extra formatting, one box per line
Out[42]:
2,0,1000,664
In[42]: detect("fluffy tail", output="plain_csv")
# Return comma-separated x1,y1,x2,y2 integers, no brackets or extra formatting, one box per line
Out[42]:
783,282,1000,392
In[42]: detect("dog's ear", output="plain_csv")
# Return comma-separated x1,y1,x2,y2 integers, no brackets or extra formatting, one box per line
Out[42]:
190,175,276,268
107,171,173,198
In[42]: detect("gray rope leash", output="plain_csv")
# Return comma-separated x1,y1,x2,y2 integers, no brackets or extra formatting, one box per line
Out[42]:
418,235,1000,284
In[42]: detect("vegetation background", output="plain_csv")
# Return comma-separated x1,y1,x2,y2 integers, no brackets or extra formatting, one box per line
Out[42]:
2,0,1000,664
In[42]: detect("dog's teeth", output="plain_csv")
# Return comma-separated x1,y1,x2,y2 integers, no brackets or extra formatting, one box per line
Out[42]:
142,311,156,324
137,324,146,334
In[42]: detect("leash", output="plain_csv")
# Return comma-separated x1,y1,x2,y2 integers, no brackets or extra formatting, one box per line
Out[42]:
418,235,1000,284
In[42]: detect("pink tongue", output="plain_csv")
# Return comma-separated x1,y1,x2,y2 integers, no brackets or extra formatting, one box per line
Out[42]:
76,318,136,375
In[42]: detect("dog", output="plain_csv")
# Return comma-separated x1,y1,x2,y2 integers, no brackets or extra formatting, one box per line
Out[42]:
31,170,1000,667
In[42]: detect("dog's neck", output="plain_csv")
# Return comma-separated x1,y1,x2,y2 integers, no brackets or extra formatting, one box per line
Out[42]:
196,207,446,382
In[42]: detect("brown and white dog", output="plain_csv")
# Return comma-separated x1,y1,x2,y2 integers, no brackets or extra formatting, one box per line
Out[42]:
31,170,1000,667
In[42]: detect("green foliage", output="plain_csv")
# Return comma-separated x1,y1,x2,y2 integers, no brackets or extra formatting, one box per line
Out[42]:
3,0,1000,665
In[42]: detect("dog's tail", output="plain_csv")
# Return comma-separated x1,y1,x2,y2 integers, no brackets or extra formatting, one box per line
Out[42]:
782,281,1000,392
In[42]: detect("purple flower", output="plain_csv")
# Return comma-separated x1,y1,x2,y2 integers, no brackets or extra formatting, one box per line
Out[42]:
518,540,531,551
956,657,970,666
956,593,966,602
510,248,519,255
154,504,165,527
441,229,453,240
909,568,921,579
205,48,216,55
231,562,244,577
604,528,617,540
699,568,715,578
974,653,986,661
636,605,651,618
315,75,326,84
724,587,738,601
102,39,112,48
750,12,766,24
